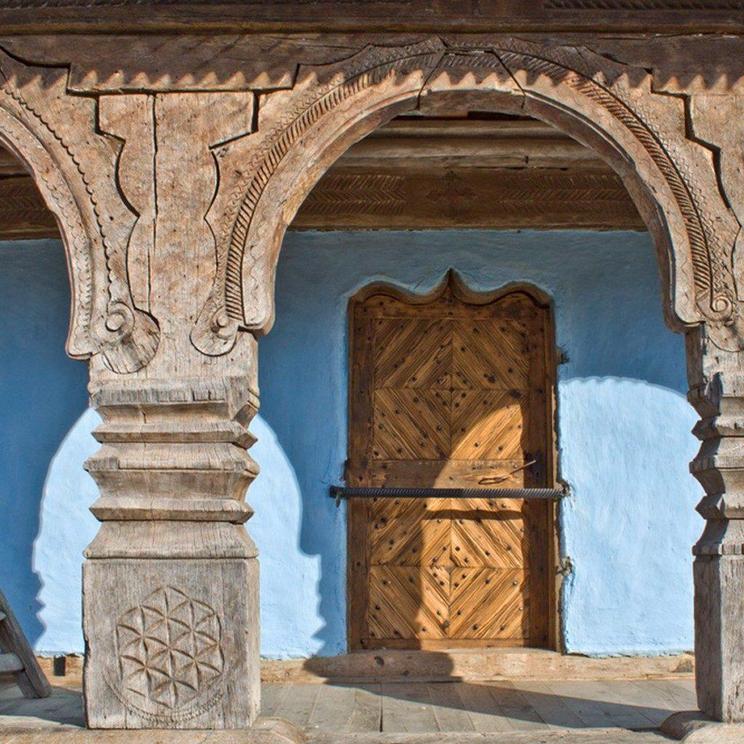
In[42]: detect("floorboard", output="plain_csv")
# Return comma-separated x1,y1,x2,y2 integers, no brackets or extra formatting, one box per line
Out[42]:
0,674,695,740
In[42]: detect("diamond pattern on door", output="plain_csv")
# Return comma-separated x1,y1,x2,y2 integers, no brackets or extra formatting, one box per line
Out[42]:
369,498,451,566
449,568,529,640
452,319,530,390
372,389,451,460
348,276,552,649
451,389,527,460
374,318,452,389
368,566,450,641
450,501,527,568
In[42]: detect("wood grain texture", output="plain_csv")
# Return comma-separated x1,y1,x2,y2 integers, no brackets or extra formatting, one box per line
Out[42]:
348,274,554,650
0,116,643,239
0,26,741,729
0,2,743,34
293,169,643,230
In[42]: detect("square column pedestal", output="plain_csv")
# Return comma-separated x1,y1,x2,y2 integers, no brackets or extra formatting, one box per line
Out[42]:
83,524,259,728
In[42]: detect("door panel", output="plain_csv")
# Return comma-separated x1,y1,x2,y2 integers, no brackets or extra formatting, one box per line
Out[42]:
448,567,529,641
348,276,554,650
368,565,449,642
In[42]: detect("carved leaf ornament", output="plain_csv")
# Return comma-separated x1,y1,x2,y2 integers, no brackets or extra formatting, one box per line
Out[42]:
193,38,742,356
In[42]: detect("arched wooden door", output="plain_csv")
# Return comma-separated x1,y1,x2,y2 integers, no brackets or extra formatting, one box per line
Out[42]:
347,273,556,650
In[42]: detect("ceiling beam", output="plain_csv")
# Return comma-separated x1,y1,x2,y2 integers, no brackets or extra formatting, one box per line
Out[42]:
0,117,643,239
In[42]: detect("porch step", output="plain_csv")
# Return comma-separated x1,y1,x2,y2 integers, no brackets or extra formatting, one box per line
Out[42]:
262,649,695,684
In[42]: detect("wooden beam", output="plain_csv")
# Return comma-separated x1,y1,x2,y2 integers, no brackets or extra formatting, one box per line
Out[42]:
0,147,26,177
292,168,643,230
291,119,642,230
0,118,643,239
0,175,58,239
0,2,741,34
338,118,608,171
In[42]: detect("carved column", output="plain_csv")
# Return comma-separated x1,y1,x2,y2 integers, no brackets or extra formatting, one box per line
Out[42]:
685,96,744,724
78,91,262,728
688,327,744,722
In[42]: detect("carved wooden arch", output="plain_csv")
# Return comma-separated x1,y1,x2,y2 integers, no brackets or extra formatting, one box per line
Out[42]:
0,106,94,359
0,47,160,374
193,37,741,357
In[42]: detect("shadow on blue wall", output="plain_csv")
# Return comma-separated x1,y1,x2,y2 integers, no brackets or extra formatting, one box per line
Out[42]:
0,241,89,647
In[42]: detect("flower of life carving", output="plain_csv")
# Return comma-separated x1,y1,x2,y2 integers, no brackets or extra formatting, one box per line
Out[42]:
115,586,224,711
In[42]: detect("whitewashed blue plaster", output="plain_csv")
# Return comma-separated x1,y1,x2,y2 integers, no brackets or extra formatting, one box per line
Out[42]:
0,241,91,654
0,231,702,657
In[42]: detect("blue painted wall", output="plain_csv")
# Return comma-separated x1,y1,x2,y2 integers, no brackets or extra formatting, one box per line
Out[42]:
0,241,93,652
0,231,702,657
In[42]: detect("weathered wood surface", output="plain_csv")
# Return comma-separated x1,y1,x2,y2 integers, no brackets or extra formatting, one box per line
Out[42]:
258,679,697,734
0,2,743,34
35,649,696,687
0,591,51,699
0,675,697,737
263,650,695,685
0,117,642,239
293,117,642,230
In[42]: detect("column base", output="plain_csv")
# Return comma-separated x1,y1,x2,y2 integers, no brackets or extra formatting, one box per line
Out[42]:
661,711,744,742
83,554,259,729
694,553,744,721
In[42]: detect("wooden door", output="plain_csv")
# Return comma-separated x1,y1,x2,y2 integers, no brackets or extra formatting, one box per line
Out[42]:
347,273,554,650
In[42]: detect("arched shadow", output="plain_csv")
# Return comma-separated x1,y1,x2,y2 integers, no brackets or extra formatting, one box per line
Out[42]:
34,408,99,653
0,239,89,647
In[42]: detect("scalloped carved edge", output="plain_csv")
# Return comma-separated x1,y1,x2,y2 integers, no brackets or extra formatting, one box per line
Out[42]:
0,48,160,373
0,98,94,358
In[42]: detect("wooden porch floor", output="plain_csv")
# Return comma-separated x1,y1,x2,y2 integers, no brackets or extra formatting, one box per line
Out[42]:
0,676,696,740
263,679,695,734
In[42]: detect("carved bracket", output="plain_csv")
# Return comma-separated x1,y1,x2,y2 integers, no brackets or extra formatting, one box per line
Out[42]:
0,47,160,373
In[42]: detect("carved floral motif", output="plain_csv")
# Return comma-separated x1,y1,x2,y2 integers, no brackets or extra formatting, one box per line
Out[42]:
115,586,224,712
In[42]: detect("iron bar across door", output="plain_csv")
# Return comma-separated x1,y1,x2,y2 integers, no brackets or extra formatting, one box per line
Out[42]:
331,486,565,505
